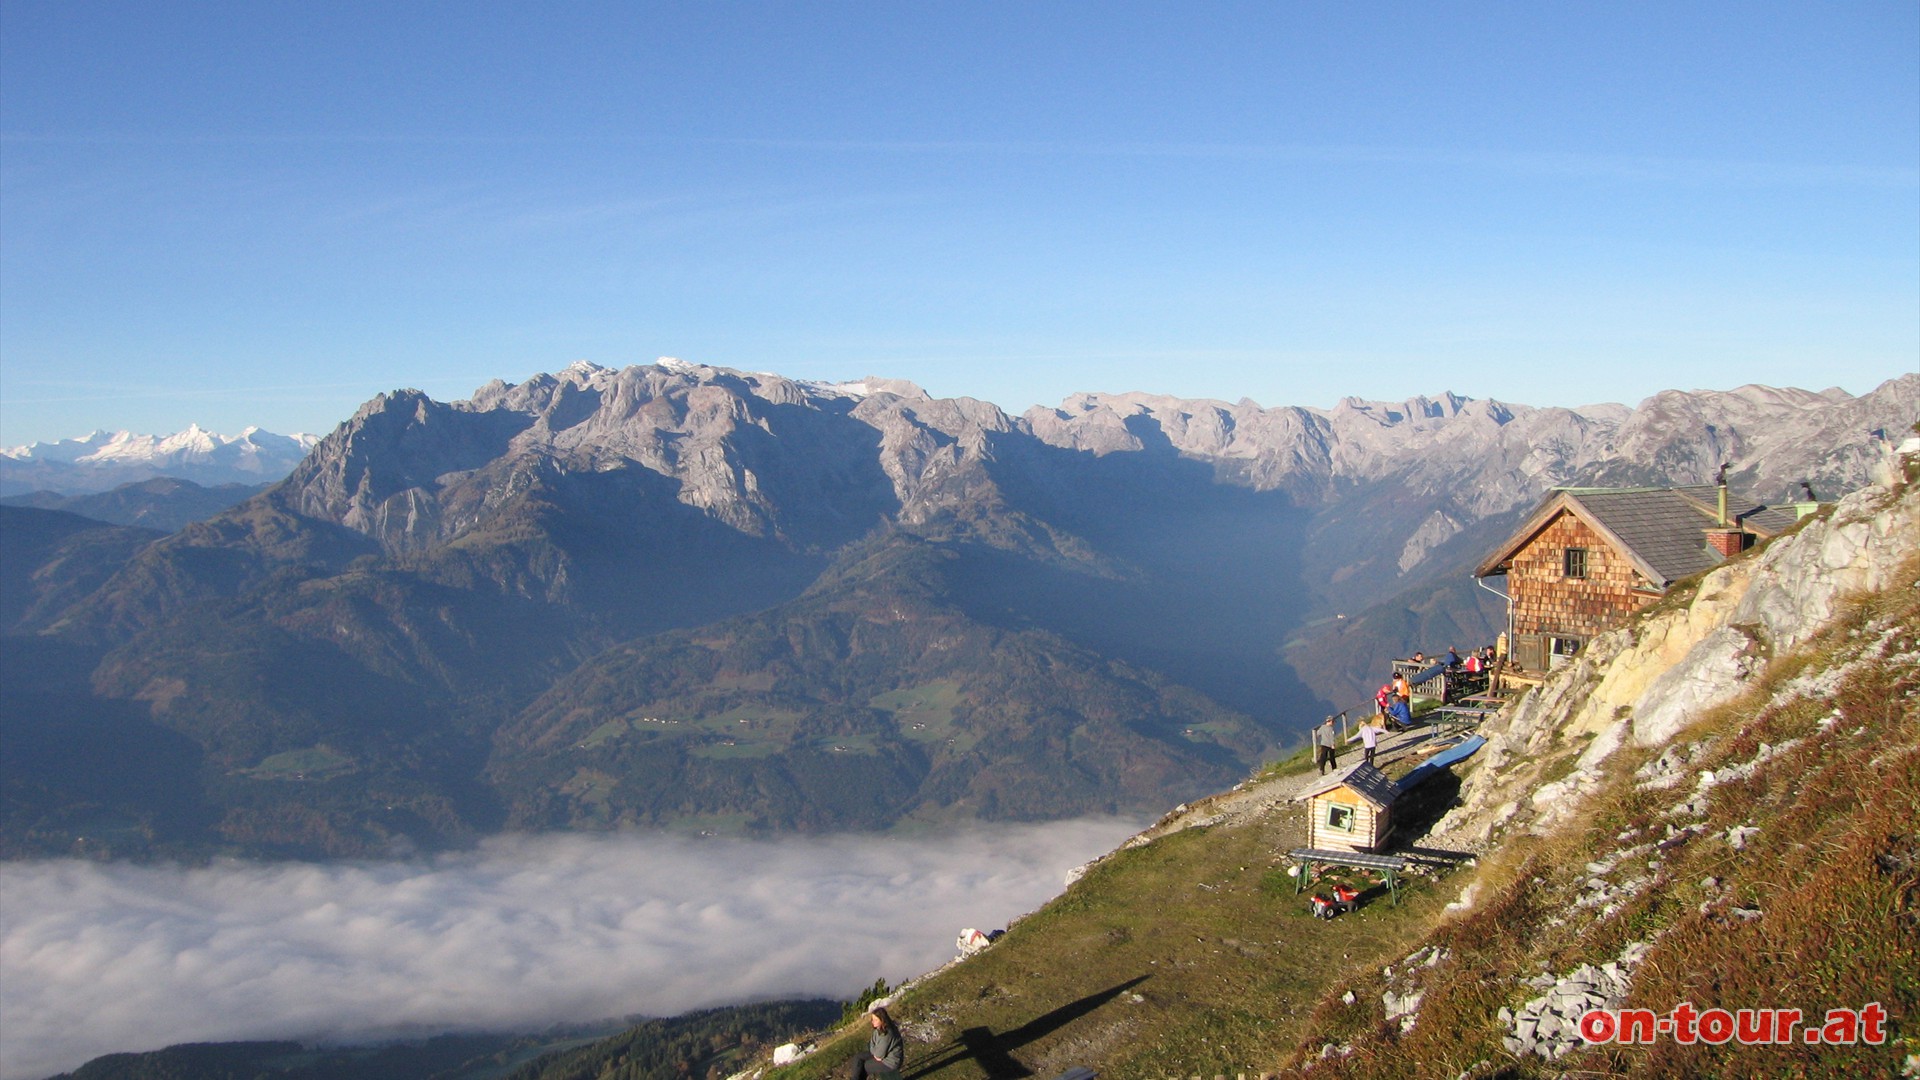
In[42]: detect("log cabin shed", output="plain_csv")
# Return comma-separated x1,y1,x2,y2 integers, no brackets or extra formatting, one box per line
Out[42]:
1473,485,1806,673
1298,763,1401,853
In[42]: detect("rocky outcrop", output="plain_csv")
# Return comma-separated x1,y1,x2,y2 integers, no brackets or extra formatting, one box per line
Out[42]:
1499,943,1652,1060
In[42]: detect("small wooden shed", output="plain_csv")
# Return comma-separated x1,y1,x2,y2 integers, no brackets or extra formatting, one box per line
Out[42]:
1298,763,1401,853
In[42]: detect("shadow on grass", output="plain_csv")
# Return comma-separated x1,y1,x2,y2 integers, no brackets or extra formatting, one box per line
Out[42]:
904,975,1150,1079
1400,845,1476,866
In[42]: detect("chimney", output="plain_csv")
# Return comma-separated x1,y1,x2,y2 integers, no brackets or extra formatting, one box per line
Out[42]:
1705,511,1747,558
1705,527,1746,557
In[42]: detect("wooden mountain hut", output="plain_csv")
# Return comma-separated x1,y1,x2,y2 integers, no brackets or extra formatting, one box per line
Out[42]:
1473,483,1808,674
1298,763,1401,853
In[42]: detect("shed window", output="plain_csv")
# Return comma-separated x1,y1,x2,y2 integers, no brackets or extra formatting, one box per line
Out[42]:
1564,547,1589,579
1326,804,1355,832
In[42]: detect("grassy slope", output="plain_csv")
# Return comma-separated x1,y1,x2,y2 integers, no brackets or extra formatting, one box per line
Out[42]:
731,536,1916,1080
754,746,1476,1080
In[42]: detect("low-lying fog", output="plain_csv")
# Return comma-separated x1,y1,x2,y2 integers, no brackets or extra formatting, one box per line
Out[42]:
0,819,1139,1080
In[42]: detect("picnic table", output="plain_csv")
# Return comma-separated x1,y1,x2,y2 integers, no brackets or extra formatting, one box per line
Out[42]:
1285,847,1407,906
1429,704,1499,735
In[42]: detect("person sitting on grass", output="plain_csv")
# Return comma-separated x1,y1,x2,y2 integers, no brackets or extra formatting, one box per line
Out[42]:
850,1005,905,1080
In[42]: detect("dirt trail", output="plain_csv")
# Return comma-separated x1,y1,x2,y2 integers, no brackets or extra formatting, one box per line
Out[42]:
1138,721,1480,841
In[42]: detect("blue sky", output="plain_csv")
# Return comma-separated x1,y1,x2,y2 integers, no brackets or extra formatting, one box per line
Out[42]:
3,2,1916,446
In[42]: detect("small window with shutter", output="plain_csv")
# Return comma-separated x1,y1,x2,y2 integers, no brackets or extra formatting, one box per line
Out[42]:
1564,547,1589,579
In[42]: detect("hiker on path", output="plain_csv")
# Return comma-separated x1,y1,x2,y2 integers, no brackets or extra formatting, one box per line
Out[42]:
1313,716,1340,775
1348,714,1383,766
849,1006,905,1080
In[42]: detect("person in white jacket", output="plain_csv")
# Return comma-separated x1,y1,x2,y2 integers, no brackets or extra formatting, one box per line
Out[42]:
1348,714,1383,767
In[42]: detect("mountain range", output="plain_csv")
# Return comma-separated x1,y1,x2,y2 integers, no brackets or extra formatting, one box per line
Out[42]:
0,425,318,497
3,360,1913,858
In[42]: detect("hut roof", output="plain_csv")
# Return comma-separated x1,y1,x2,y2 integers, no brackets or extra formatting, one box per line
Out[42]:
1297,762,1400,810
1474,485,1801,588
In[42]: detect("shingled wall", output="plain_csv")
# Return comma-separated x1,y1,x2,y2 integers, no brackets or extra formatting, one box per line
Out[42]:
1509,512,1654,644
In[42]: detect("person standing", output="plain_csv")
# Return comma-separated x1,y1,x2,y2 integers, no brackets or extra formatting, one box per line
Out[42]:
850,1006,905,1080
1313,716,1340,775
1349,714,1382,766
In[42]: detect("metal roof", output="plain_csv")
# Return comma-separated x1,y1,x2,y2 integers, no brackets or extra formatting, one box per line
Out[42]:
1297,762,1401,809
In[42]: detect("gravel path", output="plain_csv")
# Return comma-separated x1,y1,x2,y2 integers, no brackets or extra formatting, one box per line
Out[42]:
1136,720,1473,841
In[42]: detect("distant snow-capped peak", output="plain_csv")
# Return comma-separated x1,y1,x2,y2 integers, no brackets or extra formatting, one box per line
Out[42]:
4,425,318,463
1,425,322,496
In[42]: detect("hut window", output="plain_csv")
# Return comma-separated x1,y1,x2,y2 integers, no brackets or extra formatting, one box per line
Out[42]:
1563,547,1589,579
1548,635,1584,669
1326,804,1355,832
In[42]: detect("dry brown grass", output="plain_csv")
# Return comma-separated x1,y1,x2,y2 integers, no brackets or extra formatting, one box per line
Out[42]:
1276,552,1919,1079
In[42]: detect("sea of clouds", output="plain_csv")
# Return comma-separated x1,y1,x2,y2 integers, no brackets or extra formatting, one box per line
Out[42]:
0,819,1139,1080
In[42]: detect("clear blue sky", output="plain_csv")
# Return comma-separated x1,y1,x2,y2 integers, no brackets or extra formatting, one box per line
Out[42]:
3,1,1916,446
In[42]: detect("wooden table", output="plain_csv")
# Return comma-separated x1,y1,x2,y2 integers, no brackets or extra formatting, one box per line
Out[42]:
1286,847,1408,906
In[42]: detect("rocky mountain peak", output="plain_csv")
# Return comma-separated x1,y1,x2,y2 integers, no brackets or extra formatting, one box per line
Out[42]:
278,360,1028,556
261,366,1919,606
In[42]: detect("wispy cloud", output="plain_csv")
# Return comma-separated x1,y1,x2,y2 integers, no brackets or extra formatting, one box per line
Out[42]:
0,820,1136,1080
0,131,589,147
708,137,1920,189
0,380,389,406
9,129,1908,189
